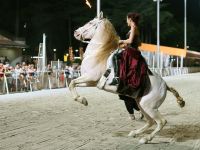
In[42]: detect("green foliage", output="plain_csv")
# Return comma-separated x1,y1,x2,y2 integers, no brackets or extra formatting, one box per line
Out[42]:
0,0,199,57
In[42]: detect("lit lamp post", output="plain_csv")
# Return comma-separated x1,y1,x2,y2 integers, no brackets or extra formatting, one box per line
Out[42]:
181,0,187,68
153,0,162,69
66,53,69,61
97,0,100,18
42,34,46,71
53,49,57,61
75,49,79,57
64,53,69,62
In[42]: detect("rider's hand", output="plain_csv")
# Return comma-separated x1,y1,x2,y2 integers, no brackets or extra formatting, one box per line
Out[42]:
118,40,124,44
119,43,127,49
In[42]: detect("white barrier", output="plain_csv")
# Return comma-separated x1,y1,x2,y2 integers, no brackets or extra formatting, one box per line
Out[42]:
150,67,200,77
0,70,80,95
0,67,199,95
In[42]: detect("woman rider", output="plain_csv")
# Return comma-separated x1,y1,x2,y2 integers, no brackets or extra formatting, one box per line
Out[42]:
118,12,149,120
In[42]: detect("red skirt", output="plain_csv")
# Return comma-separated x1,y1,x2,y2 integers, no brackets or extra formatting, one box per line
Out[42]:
117,47,151,98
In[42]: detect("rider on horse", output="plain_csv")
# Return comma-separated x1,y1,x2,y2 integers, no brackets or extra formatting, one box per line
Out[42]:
99,12,151,119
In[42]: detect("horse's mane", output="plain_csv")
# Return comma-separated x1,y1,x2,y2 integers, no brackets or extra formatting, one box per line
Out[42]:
95,18,119,64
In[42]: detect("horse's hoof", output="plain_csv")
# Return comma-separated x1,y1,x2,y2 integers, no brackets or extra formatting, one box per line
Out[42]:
139,112,144,120
128,131,136,137
76,97,88,106
139,137,148,144
81,97,88,106
74,96,88,106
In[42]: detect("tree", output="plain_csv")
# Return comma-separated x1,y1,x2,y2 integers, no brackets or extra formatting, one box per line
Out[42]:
100,0,177,46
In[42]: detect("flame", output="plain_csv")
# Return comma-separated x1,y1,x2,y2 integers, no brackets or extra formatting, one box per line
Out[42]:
85,0,92,8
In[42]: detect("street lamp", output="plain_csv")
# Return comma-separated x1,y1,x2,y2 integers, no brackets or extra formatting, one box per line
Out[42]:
53,49,57,61
153,0,162,69
184,0,187,51
181,0,187,68
75,49,79,56
42,33,46,71
97,0,100,18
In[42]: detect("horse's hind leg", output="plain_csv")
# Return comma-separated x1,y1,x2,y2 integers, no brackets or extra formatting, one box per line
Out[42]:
139,107,167,144
128,101,154,137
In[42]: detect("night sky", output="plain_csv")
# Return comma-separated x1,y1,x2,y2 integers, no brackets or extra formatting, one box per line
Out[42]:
0,0,199,61
167,0,200,23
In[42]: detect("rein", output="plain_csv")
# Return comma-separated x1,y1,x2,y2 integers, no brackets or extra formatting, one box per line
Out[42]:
81,40,103,45
79,20,103,45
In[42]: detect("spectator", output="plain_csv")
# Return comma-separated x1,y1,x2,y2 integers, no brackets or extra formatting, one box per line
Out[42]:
0,63,4,78
4,56,9,64
0,56,4,63
68,65,74,84
47,64,53,75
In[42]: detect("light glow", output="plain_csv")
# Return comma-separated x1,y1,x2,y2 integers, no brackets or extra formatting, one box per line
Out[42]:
85,0,92,8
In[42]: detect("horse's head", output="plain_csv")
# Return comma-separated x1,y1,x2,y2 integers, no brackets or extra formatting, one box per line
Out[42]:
74,13,119,63
74,13,104,41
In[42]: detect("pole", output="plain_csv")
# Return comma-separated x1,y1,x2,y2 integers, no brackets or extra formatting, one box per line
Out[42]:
182,0,187,68
42,33,46,72
68,15,72,46
153,53,155,71
97,0,100,18
147,52,150,66
58,59,60,69
15,0,19,38
4,74,9,94
177,57,179,69
160,52,163,74
184,0,187,50
156,0,160,69
42,34,46,88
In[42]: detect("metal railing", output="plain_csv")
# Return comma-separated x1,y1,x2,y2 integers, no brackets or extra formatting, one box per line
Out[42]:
0,69,81,95
0,67,199,95
150,67,200,77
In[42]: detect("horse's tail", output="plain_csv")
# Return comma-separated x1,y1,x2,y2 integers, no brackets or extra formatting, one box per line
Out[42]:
167,85,185,108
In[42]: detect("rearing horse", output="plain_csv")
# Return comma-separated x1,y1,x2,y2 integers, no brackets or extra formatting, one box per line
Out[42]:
69,14,185,144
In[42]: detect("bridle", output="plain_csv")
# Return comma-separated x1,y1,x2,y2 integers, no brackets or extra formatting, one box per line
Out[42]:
78,19,103,45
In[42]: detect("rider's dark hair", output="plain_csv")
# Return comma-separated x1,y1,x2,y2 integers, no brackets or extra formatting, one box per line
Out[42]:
127,12,140,26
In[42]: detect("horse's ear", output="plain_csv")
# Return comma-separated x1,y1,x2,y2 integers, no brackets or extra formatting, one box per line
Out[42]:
99,11,103,19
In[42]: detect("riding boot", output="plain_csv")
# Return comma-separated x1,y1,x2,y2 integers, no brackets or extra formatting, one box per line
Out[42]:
97,69,111,89
129,114,135,120
109,77,119,86
108,51,121,86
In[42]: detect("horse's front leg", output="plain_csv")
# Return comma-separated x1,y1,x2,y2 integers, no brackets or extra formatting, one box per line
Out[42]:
69,75,97,106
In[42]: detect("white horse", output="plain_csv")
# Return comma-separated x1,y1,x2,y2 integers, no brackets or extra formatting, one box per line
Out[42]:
69,14,185,144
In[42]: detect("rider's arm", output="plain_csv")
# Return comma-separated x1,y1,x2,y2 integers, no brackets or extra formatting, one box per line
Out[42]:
119,25,135,45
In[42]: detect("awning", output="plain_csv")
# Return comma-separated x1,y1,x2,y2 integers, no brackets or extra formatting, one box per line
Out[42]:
0,40,27,48
139,43,200,59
